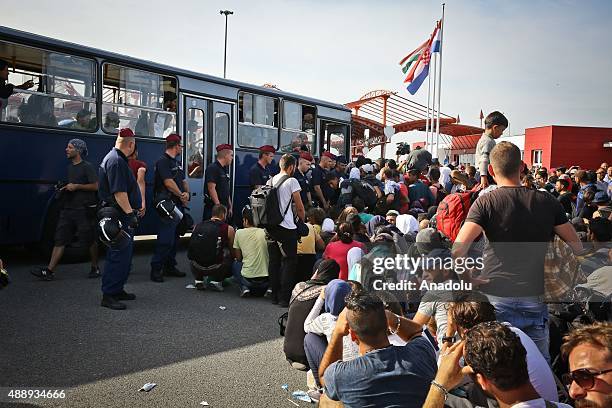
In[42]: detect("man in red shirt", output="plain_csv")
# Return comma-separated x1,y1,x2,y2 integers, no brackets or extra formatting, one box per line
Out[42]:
128,147,147,217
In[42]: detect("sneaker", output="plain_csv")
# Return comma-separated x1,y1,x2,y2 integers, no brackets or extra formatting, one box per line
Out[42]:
264,288,273,299
240,288,251,298
195,282,206,291
163,266,186,277
279,301,289,308
307,389,322,403
31,267,54,281
88,266,101,279
101,295,126,310
114,290,136,301
208,281,224,292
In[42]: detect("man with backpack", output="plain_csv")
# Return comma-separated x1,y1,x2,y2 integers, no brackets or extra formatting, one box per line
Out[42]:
453,141,583,362
188,204,235,291
266,154,305,307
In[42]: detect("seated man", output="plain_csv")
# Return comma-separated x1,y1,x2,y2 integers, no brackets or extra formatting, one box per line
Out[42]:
232,206,269,297
445,296,558,403
188,204,234,291
561,322,611,408
319,290,436,407
423,322,572,408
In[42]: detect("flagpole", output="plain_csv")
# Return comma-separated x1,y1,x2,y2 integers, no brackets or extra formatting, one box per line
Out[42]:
435,3,445,160
430,50,437,154
425,57,432,151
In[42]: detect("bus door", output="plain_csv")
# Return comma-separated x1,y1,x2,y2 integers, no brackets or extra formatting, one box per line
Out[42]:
184,96,208,221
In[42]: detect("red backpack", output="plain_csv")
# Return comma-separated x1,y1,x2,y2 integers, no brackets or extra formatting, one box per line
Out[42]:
435,191,478,242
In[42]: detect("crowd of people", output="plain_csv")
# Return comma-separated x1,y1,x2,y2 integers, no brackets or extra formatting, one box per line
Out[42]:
6,109,611,407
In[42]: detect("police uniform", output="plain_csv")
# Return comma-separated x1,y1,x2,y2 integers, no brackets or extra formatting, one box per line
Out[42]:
204,144,232,220
295,152,313,207
98,129,141,304
150,134,186,281
249,145,276,190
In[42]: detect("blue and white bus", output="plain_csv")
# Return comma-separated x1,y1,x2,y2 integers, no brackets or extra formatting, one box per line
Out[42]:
0,26,351,256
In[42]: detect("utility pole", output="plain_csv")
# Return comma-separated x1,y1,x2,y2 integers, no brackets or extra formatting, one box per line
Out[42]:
220,10,234,78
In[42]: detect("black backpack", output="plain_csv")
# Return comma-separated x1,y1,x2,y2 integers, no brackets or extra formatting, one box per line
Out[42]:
249,175,292,228
351,179,378,208
188,220,224,266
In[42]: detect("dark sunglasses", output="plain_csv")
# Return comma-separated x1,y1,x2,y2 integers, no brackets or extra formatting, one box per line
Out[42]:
562,368,612,390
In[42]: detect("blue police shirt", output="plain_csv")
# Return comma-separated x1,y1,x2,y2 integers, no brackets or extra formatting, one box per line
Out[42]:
154,153,185,201
311,165,334,204
204,160,230,207
98,148,141,211
294,169,311,205
249,162,273,190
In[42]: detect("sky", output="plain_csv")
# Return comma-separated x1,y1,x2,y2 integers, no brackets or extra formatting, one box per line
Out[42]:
3,0,612,135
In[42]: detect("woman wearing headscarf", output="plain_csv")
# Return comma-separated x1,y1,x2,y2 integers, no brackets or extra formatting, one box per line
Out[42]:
320,218,336,246
439,166,452,193
303,279,357,391
395,214,419,235
346,246,364,282
283,260,340,371
365,215,386,237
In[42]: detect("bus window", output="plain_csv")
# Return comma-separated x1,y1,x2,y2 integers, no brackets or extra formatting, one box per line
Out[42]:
280,101,315,153
186,108,205,179
237,91,278,148
215,112,229,146
321,122,348,157
0,41,97,130
102,63,176,138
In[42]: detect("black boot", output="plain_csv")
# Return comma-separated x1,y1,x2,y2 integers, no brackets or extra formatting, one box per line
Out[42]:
163,266,186,277
114,290,136,301
150,269,164,283
101,295,126,310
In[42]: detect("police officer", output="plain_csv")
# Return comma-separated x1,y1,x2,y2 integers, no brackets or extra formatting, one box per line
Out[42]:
98,128,141,310
249,145,276,190
204,144,233,220
150,134,189,283
310,151,335,210
332,155,349,180
294,151,313,208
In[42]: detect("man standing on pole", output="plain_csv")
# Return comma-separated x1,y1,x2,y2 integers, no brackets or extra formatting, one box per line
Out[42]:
150,134,189,283
474,111,508,189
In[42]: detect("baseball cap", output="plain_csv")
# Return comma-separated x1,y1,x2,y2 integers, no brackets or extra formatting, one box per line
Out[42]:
386,210,399,217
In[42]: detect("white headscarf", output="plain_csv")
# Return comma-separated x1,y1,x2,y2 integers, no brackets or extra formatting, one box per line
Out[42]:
439,166,452,187
395,214,419,235
322,218,335,233
347,247,363,275
349,167,360,180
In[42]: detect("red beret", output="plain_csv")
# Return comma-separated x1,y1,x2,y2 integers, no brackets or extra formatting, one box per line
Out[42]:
300,152,313,162
166,134,181,143
322,151,336,160
259,145,276,153
119,128,134,138
216,144,233,152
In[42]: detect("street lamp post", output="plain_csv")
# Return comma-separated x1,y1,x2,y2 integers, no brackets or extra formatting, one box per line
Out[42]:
220,10,234,79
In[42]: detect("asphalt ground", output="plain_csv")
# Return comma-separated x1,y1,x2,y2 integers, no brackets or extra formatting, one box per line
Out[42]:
0,240,309,408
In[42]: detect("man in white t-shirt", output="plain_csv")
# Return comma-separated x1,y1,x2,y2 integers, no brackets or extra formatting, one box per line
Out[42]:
423,322,571,408
266,154,305,307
